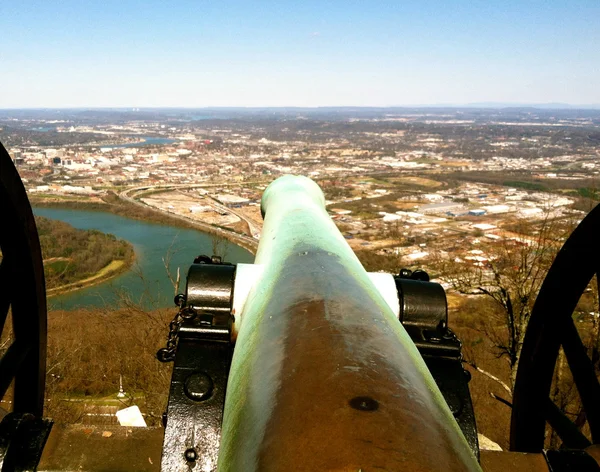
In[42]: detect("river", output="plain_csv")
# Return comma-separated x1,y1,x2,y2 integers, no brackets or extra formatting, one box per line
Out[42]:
33,208,254,311
25,129,176,148
106,137,176,148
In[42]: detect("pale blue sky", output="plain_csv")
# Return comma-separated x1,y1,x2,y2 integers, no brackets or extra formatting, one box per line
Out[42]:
1,0,598,107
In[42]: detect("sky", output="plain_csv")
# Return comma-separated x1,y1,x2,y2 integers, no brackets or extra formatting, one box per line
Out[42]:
1,0,599,108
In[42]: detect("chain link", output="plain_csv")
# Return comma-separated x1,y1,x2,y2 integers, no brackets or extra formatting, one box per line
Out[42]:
157,295,196,363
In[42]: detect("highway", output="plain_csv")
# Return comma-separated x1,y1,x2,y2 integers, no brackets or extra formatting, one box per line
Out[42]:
118,185,259,254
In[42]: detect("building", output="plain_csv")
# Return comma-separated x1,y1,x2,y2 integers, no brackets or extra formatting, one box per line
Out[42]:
423,193,445,202
482,204,512,214
215,194,250,205
469,209,486,216
518,207,543,218
419,202,466,215
472,223,497,231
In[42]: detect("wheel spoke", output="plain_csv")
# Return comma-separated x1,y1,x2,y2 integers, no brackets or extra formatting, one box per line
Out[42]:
545,398,592,449
0,340,30,400
562,317,600,443
0,142,48,417
511,202,600,452
0,261,10,330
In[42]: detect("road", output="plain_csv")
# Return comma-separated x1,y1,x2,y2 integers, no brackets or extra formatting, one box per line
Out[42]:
119,185,259,254
202,194,262,239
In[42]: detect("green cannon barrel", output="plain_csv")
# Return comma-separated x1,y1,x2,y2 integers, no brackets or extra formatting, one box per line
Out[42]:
219,176,481,471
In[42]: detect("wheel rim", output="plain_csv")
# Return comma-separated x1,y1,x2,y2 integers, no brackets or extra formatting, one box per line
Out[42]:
511,203,600,452
0,141,47,417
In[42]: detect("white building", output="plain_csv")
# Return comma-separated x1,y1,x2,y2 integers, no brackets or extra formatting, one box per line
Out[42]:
423,193,445,202
482,204,512,214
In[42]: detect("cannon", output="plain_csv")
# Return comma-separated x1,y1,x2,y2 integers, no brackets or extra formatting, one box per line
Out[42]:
1,141,600,471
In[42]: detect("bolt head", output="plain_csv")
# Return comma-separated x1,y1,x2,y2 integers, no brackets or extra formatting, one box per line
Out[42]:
184,372,214,401
174,293,186,307
184,448,197,462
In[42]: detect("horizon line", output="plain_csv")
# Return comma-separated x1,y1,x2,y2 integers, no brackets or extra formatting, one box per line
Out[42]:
2,103,600,111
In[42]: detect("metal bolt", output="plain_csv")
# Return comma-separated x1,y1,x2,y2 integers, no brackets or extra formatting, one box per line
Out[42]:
411,269,430,281
193,255,212,264
184,448,198,462
174,293,186,307
184,372,214,402
181,308,197,321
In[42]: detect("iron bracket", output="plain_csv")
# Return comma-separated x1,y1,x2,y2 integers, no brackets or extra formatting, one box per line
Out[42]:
395,269,480,459
160,256,236,472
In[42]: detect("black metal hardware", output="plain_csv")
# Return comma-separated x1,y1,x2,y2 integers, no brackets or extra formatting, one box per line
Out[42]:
0,141,51,472
0,142,48,419
543,449,600,471
394,269,479,459
156,301,195,364
0,412,53,472
160,256,236,472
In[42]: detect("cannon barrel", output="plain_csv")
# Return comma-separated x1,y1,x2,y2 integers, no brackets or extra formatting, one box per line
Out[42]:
218,176,481,471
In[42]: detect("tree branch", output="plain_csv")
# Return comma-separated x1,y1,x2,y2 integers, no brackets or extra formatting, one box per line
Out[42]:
463,360,512,396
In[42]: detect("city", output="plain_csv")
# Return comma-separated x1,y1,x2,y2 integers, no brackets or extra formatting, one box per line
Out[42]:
4,107,598,277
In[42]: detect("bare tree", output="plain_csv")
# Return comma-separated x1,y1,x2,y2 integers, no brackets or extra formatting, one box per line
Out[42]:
437,213,575,388
162,238,182,296
211,232,230,261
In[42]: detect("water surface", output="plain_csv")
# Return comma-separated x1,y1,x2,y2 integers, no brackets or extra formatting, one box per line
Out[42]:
33,207,253,310
103,136,176,148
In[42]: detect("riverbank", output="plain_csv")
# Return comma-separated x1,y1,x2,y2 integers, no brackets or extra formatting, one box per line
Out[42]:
32,192,259,255
35,206,255,310
46,259,131,297
36,214,136,298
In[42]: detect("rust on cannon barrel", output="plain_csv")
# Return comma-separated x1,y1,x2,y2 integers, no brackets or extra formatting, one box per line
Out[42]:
219,176,481,471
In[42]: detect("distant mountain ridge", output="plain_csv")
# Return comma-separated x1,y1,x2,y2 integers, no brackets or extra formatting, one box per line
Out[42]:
421,102,600,110
3,103,600,111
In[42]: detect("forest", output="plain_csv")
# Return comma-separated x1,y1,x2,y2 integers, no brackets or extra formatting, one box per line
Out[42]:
36,216,134,289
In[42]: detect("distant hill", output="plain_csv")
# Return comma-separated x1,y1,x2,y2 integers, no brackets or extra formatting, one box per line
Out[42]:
470,102,600,110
